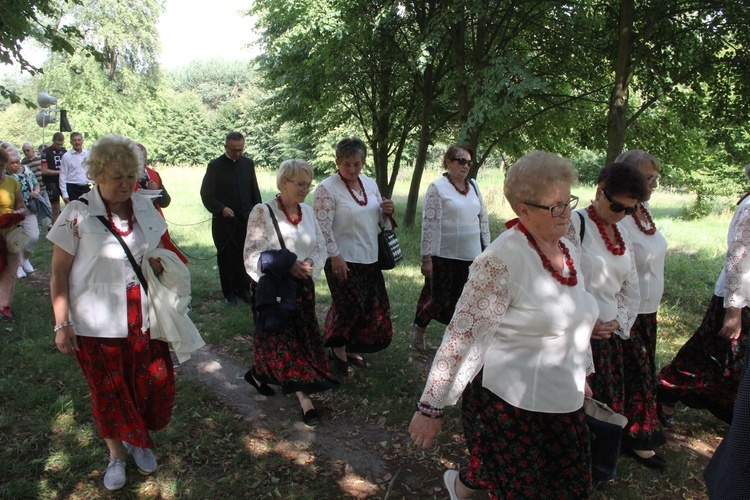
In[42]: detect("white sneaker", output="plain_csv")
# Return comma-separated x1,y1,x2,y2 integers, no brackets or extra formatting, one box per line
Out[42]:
103,455,127,491
21,259,34,274
444,470,460,500
124,441,158,473
16,267,26,279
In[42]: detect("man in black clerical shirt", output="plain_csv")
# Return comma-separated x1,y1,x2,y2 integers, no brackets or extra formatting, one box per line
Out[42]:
200,131,262,305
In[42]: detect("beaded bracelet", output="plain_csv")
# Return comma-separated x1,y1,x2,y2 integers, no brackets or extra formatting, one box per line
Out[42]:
53,321,74,333
415,402,443,419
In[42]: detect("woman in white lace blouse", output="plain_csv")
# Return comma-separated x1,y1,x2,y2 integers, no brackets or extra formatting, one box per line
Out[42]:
312,137,395,375
658,163,750,426
411,145,490,350
409,151,599,499
243,159,340,426
567,163,654,474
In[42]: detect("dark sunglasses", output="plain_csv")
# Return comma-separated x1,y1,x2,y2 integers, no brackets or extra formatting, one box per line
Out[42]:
450,157,472,166
602,190,638,215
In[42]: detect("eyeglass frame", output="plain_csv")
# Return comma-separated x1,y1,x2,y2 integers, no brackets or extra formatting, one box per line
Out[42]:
449,157,472,166
523,195,579,217
602,190,638,215
286,179,313,191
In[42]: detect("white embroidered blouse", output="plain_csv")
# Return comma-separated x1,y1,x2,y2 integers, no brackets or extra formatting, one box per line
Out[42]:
243,201,326,282
312,174,385,264
715,196,750,308
568,210,640,339
419,227,599,413
421,176,491,260
620,203,667,314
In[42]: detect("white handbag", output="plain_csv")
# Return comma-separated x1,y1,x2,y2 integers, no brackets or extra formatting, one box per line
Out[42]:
4,224,30,254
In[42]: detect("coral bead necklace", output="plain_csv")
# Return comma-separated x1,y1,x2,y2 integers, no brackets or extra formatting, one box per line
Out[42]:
517,221,578,286
276,194,302,226
103,198,134,237
587,205,625,255
444,173,469,195
631,204,656,235
338,172,368,206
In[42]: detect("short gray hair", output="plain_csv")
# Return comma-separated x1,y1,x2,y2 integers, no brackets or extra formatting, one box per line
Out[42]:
504,151,578,214
86,134,144,182
615,149,661,172
277,159,314,191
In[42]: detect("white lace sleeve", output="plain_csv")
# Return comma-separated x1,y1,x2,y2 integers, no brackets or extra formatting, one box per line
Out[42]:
724,204,750,308
243,204,274,282
614,237,641,339
419,252,511,408
420,183,442,256
310,215,326,281
472,181,491,248
313,184,339,258
565,212,583,253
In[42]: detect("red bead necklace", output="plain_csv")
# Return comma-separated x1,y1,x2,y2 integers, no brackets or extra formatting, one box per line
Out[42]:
338,172,368,206
631,204,656,235
517,222,578,286
276,194,302,227
445,173,469,195
587,205,625,255
103,198,134,237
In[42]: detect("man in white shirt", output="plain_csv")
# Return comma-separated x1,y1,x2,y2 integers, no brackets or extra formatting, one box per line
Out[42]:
60,132,91,203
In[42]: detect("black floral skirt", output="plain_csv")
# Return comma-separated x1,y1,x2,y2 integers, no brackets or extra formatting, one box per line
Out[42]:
588,335,625,414
459,380,591,499
622,313,666,449
414,256,471,328
657,294,749,424
253,277,340,395
323,260,392,353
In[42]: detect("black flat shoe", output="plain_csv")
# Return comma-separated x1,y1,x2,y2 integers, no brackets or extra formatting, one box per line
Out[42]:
657,403,674,429
244,369,275,396
329,348,352,376
346,353,370,369
302,408,320,427
623,448,667,470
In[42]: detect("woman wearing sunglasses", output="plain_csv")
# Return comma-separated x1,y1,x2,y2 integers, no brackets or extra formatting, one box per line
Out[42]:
615,150,669,468
411,144,491,350
568,162,655,482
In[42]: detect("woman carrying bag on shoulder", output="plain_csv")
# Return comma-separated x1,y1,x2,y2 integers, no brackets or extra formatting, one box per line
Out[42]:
243,159,339,426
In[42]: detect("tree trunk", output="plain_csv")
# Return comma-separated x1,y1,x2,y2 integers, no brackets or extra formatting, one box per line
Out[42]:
605,0,635,164
405,96,433,227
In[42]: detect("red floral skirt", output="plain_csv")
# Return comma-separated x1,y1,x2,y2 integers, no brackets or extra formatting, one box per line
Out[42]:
253,277,340,395
588,334,625,415
75,283,175,448
658,294,749,424
622,313,666,449
414,256,471,328
323,260,392,353
459,379,591,499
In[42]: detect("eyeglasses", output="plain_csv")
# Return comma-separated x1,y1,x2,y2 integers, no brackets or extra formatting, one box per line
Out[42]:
449,157,472,166
524,195,579,217
287,179,313,191
646,175,659,185
602,190,638,215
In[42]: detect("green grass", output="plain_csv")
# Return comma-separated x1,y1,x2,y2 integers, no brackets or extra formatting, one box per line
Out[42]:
0,165,737,498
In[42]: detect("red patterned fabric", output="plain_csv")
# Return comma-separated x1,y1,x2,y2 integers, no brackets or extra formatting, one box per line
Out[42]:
414,257,471,327
459,380,592,498
75,283,175,448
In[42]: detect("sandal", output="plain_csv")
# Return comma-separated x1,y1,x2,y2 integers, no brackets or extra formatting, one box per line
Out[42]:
329,348,352,376
411,324,427,351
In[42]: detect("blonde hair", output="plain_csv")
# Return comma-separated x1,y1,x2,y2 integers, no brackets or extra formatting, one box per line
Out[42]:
504,151,578,214
86,135,144,181
615,149,661,173
277,159,314,191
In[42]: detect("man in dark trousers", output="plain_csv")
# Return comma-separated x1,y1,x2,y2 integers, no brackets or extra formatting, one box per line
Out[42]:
41,132,67,225
200,132,262,305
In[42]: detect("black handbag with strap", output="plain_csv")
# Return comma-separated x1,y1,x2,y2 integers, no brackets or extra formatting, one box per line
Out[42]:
377,214,403,270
